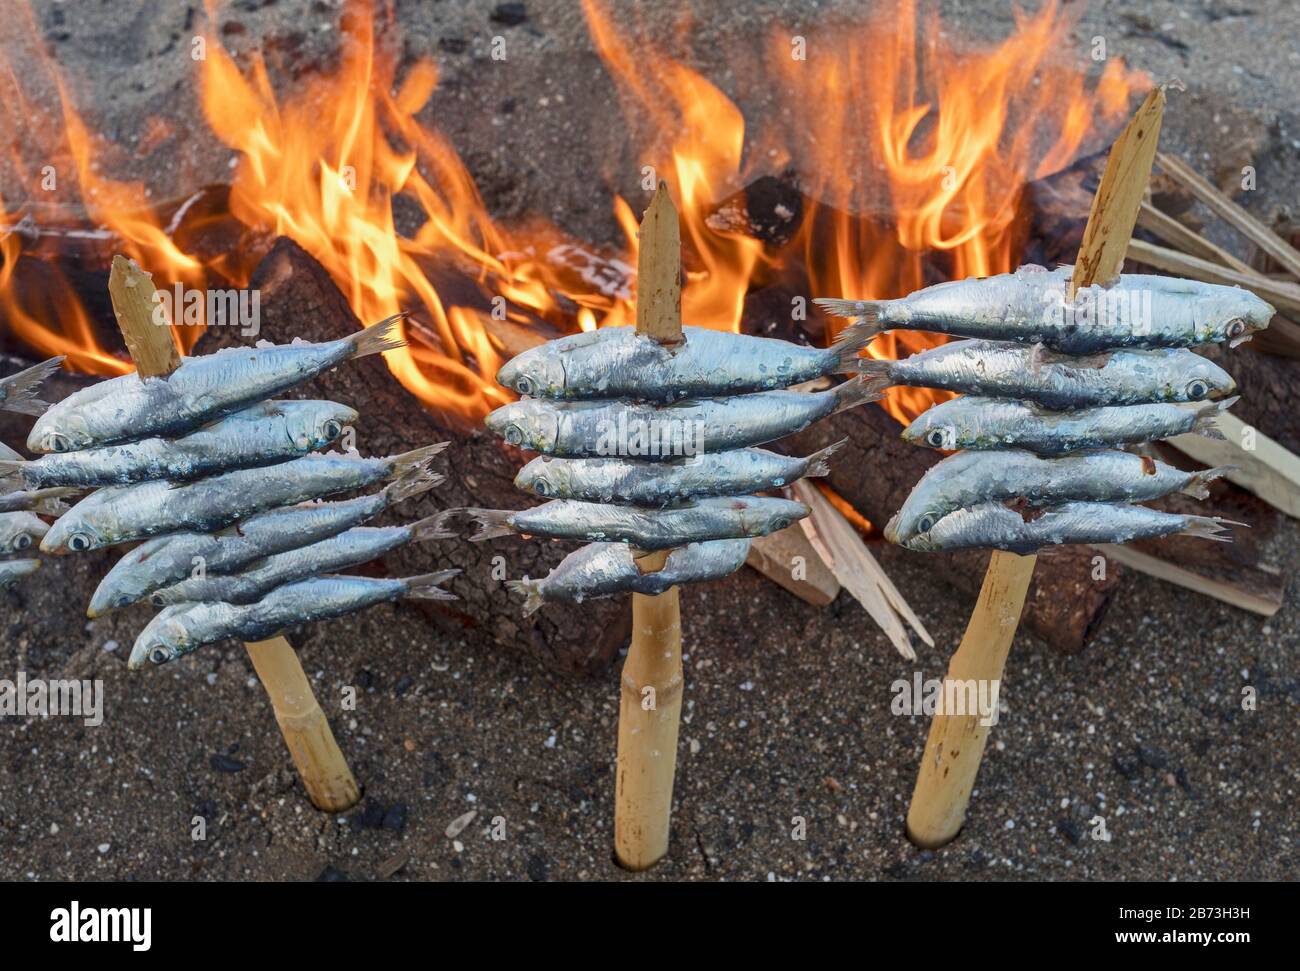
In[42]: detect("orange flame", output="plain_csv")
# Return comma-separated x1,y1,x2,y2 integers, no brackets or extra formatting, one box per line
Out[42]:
1,0,1144,427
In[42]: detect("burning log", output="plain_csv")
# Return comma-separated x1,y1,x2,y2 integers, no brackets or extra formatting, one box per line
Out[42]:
196,236,631,677
780,405,1120,654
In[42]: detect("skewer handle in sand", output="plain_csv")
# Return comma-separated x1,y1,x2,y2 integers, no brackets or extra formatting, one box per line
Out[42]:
614,184,685,870
108,255,359,812
906,86,1167,848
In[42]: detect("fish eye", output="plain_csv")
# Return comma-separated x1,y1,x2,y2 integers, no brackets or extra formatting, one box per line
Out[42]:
770,517,790,531
1226,318,1246,337
1185,378,1209,400
14,533,32,550
322,419,343,441
515,376,534,396
504,424,524,446
150,594,166,607
925,428,949,448
150,647,169,665
67,533,92,553
47,433,70,453
918,514,937,533
533,478,550,496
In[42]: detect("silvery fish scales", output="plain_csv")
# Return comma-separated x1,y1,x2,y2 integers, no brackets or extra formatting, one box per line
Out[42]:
860,340,1235,409
457,495,808,549
904,396,1234,455
514,441,843,505
886,449,1233,543
485,379,876,458
496,324,874,401
28,317,403,452
130,572,459,668
817,264,1274,353
506,538,751,614
42,444,444,553
2,401,357,488
87,468,439,616
901,499,1237,554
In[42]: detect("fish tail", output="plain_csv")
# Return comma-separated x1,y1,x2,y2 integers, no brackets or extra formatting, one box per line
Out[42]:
348,313,410,360
1181,465,1236,500
390,441,450,477
817,297,888,327
402,569,460,601
0,459,24,481
505,578,546,616
0,356,64,415
384,466,443,504
465,508,516,542
409,511,460,543
803,438,848,478
830,376,885,415
1180,515,1244,543
26,488,77,516
830,321,878,371
835,356,892,395
1193,395,1238,441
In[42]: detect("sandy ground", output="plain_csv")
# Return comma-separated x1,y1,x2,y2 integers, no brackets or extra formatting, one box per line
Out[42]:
1,0,1298,881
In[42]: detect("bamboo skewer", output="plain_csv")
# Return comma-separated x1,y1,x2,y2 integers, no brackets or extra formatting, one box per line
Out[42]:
107,255,359,813
905,86,1168,848
613,183,685,870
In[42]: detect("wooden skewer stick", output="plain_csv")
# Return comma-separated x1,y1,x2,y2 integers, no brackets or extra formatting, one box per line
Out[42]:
905,86,1168,848
614,183,684,870
107,255,360,813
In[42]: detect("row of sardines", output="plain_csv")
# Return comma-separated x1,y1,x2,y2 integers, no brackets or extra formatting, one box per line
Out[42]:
445,324,886,613
0,317,458,669
815,264,1274,553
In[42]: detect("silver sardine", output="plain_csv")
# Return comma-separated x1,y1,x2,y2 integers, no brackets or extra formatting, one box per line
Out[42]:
496,324,874,401
151,517,453,606
451,495,808,549
28,317,403,452
88,467,440,616
0,511,48,554
903,396,1235,455
858,340,1235,408
43,443,446,553
129,571,460,669
506,538,751,615
2,401,357,488
0,357,63,416
899,499,1237,554
514,440,844,505
886,449,1233,543
817,264,1274,353
485,378,877,458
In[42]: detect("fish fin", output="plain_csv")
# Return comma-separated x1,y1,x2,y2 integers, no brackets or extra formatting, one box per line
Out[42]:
1180,465,1236,500
817,297,886,325
830,376,885,415
0,459,23,480
409,512,459,543
836,357,892,394
1180,515,1244,543
464,508,517,542
0,356,63,415
831,325,877,370
803,438,848,478
348,313,410,360
390,441,450,477
505,578,545,616
383,466,443,504
402,569,460,601
1193,396,1238,440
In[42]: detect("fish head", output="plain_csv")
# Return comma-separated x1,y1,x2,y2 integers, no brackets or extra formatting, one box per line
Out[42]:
27,409,91,454
485,399,560,452
293,401,360,451
755,498,809,534
902,400,964,451
514,455,564,498
40,504,107,555
497,346,566,399
885,501,949,545
0,511,49,554
1197,288,1275,347
128,605,199,670
1174,356,1236,402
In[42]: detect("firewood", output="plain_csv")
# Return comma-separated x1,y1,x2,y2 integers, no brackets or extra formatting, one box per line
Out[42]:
1136,201,1255,274
1126,238,1300,317
906,85,1168,850
1169,411,1300,521
106,254,358,812
745,524,841,607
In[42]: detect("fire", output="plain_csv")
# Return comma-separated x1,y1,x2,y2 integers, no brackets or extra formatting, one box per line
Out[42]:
1,0,1143,426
